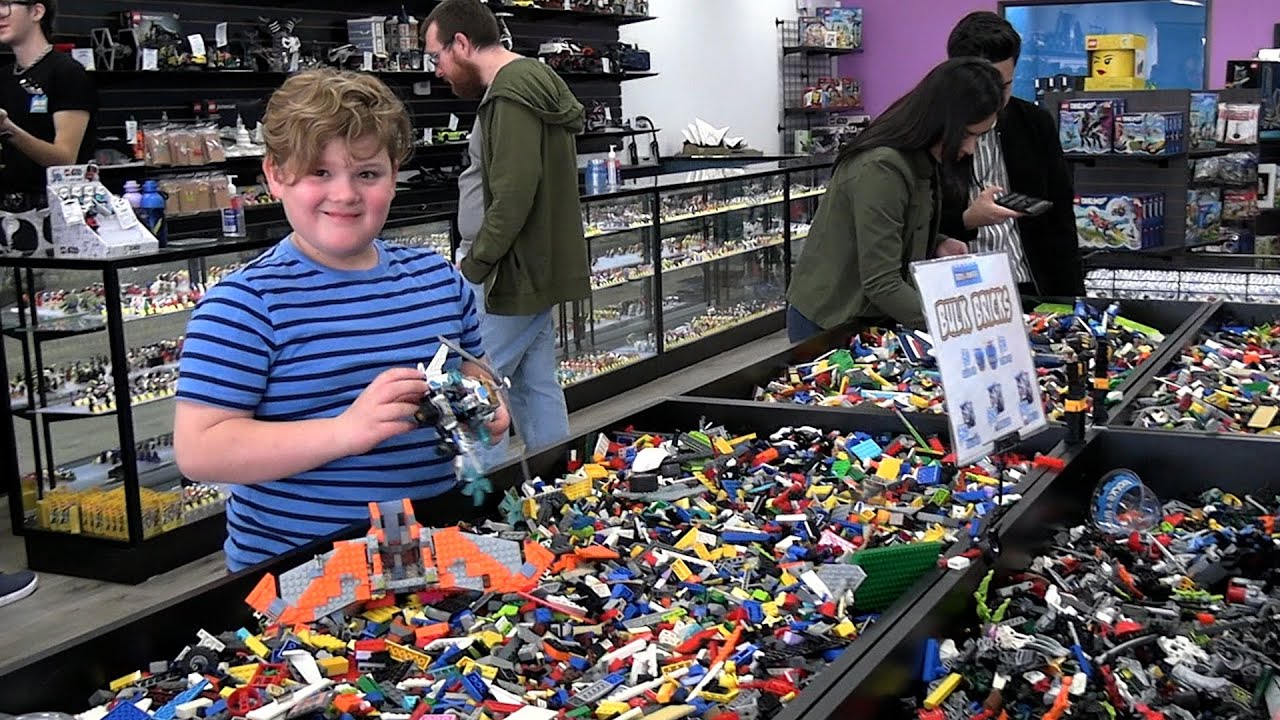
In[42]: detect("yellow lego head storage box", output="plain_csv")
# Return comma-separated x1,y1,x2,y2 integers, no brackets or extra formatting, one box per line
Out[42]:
1084,34,1148,90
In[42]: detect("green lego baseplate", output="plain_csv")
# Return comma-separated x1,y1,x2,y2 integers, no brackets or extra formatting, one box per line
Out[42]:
848,541,943,613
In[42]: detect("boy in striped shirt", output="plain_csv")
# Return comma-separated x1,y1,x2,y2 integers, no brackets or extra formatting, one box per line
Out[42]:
173,69,509,572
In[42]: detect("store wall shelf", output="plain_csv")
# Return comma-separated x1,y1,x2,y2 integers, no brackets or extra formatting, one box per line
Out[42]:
781,45,862,57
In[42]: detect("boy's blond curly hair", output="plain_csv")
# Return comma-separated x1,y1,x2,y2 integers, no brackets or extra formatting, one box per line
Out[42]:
262,68,414,180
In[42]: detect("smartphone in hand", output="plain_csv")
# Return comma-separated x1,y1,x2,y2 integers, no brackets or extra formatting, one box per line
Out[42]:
995,192,1052,217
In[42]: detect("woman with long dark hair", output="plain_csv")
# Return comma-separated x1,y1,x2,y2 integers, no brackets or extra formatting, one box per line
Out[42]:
787,57,1004,341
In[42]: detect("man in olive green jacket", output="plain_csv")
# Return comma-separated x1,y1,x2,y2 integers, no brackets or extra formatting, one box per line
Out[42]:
789,147,951,337
425,0,590,461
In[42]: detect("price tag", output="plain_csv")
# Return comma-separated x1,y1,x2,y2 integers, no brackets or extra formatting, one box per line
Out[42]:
125,119,138,145
187,34,206,58
142,48,159,71
215,22,228,48
593,433,610,460
112,198,138,228
60,198,85,226
71,48,95,71
448,113,460,131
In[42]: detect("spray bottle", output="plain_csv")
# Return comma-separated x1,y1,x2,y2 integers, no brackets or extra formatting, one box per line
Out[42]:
139,179,167,246
606,144,621,191
221,175,246,238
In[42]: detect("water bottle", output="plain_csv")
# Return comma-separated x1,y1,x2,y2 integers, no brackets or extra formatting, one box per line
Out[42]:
586,158,607,195
139,179,167,246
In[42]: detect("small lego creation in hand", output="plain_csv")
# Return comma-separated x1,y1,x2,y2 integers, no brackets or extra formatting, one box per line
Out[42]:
415,340,505,505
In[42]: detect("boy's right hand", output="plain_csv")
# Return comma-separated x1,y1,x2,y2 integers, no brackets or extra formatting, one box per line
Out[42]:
336,368,428,456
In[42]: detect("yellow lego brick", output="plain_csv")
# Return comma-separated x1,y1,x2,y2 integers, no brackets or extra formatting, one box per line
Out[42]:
581,463,609,479
564,477,593,501
109,670,142,691
720,544,738,558
523,498,540,518
674,528,700,550
966,472,999,486
227,664,259,684
220,687,235,699
655,681,679,704
362,606,399,623
762,601,780,617
662,660,694,676
244,635,270,659
909,395,931,409
318,657,349,677
728,433,756,446
730,587,752,601
595,701,631,718
834,619,857,638
630,545,646,558
475,663,499,681
808,485,833,499
693,543,712,560
921,525,946,543
671,559,693,582
924,673,963,710
700,690,738,703
713,438,735,455
479,630,506,648
780,571,797,586
876,457,903,481
298,630,347,653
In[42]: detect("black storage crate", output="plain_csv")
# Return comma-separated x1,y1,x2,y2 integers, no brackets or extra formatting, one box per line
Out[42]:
1110,300,1280,435
0,398,1066,717
818,427,1276,719
684,298,1210,423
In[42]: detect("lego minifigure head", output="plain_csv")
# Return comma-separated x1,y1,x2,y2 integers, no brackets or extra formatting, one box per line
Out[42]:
261,69,411,271
1091,50,1135,78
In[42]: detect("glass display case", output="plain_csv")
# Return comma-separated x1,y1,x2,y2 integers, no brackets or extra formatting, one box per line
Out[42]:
0,212,455,583
1084,251,1280,302
557,159,832,408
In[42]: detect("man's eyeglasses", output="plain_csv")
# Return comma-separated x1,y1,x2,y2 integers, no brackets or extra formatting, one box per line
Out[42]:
426,39,454,68
0,1,34,19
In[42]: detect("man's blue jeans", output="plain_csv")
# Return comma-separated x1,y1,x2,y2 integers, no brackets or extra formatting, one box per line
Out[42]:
467,281,572,469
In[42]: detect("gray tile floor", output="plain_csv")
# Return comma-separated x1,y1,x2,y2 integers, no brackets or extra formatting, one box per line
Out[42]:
0,329,789,671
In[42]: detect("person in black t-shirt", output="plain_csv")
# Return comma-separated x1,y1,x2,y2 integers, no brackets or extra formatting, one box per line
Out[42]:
0,0,96,208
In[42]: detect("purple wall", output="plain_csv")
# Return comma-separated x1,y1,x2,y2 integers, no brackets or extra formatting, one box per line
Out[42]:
842,0,1279,116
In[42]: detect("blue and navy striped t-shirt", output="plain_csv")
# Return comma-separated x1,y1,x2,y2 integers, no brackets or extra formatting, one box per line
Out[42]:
176,236,485,571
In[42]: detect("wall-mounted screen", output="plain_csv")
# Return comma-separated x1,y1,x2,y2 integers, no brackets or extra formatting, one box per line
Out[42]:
1001,0,1209,101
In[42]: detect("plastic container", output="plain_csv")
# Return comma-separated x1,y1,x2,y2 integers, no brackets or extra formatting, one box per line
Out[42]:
1090,468,1161,535
139,179,167,246
121,180,142,210
586,158,608,195
220,176,246,238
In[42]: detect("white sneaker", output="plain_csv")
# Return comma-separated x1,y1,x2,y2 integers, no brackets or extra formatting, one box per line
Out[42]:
0,570,38,607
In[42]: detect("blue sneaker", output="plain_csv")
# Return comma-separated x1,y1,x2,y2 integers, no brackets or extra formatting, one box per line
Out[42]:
0,570,37,607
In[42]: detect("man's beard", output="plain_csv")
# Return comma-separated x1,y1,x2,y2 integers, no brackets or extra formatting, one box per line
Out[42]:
450,61,485,99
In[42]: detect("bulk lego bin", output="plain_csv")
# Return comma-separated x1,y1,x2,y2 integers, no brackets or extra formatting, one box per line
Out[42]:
0,397,1067,717
1110,300,1280,436
811,426,1277,719
683,297,1211,426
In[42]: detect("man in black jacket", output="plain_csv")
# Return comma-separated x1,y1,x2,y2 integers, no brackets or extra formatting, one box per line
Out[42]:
941,11,1085,296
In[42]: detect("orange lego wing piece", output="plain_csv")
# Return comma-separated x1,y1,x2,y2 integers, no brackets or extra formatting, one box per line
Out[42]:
575,545,620,561
523,540,554,578
245,573,279,616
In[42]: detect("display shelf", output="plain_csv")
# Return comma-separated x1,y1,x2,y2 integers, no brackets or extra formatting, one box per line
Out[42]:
664,301,788,350
578,126,661,141
15,387,176,422
556,71,658,81
0,398,1066,716
781,45,862,57
784,106,864,115
477,3,655,25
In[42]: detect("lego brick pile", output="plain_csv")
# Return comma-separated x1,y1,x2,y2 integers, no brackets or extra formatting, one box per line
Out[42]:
1126,319,1280,434
78,418,1059,720
751,302,1162,421
912,486,1280,720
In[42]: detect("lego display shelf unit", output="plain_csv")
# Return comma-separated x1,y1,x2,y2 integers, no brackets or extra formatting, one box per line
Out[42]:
0,397,1069,717
805,426,1277,718
682,296,1215,429
0,210,456,583
557,157,833,409
1085,247,1280,303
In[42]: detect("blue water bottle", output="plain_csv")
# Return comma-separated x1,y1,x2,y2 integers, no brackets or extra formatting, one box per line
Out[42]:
139,179,167,246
